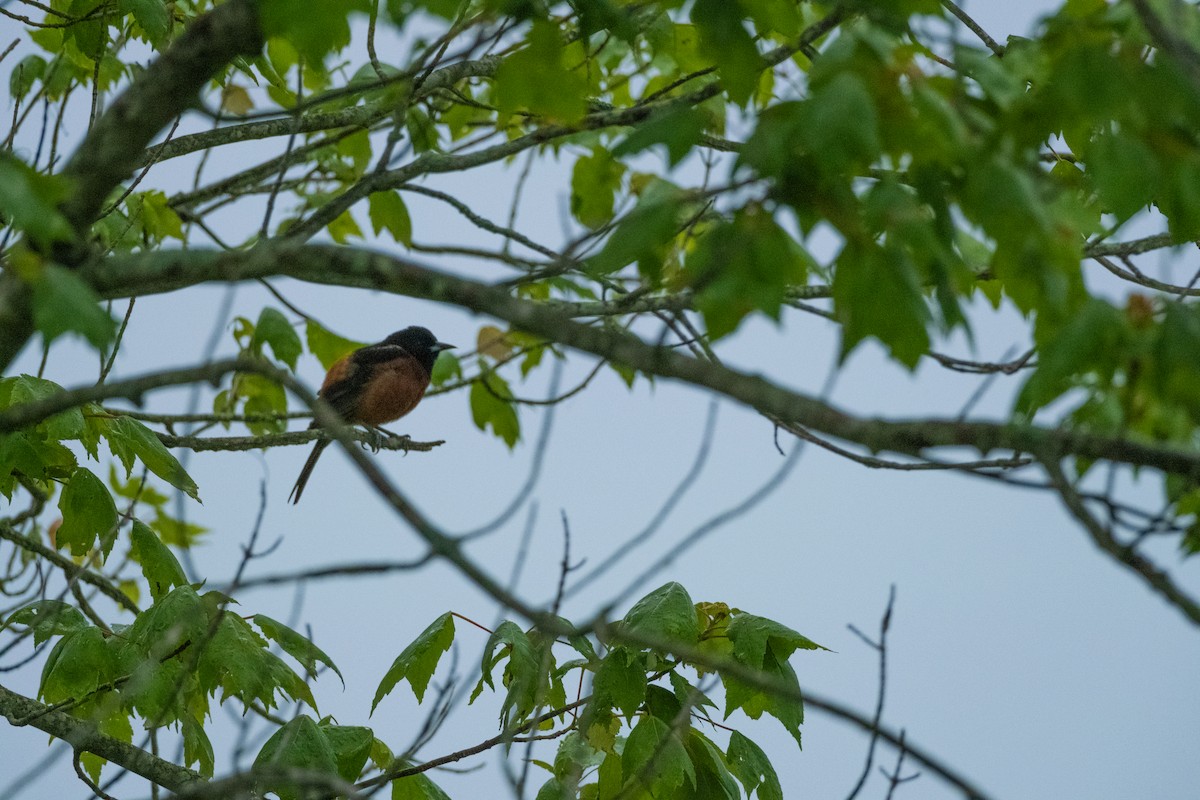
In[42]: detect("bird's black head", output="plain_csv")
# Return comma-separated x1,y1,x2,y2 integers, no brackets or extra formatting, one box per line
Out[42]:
383,326,455,373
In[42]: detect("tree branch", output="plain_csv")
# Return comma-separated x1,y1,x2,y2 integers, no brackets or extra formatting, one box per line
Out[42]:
0,522,140,613
0,683,204,794
81,244,1200,484
0,0,264,371
135,56,501,169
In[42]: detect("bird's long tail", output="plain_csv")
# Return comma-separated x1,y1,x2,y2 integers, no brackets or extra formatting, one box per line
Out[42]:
289,439,331,504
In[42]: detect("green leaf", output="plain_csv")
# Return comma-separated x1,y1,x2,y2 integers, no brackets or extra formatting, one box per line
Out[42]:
1016,299,1126,414
327,209,364,243
571,148,626,228
0,152,73,246
535,777,567,800
3,599,89,646
477,620,543,726
798,71,881,173
372,612,455,712
0,374,84,441
691,0,764,105
40,627,116,704
338,128,373,173
134,190,184,241
621,582,701,646
727,731,782,800
585,188,683,281
391,770,453,800
119,0,171,45
686,205,810,339
612,106,708,167
727,613,827,667
430,349,462,387
684,729,742,800
622,715,695,795
81,710,133,784
57,467,119,558
553,730,605,777
182,714,215,778
253,307,303,370
469,373,521,448
9,54,46,100
198,611,316,712
254,715,340,800
106,416,201,501
254,614,344,685
0,429,77,496
592,647,647,719
151,510,208,548
318,720,374,782
721,645,804,748
369,190,413,246
258,0,368,63
129,520,187,603
1085,131,1159,223
832,240,931,368
305,320,367,371
114,586,206,723
494,19,588,122
31,265,117,350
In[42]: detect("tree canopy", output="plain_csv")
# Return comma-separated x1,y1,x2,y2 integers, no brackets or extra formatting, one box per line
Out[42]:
2,0,1199,798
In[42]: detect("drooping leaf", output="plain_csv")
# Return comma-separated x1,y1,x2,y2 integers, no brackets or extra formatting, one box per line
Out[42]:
129,520,187,603
198,611,317,712
1016,299,1126,414
684,729,742,800
254,614,344,685
40,626,116,704
372,612,455,712
106,416,201,501
571,148,626,228
727,731,782,800
469,373,520,448
832,240,931,369
30,265,117,350
721,645,804,748
369,190,413,246
622,714,696,795
253,307,303,370
56,466,119,558
476,620,543,726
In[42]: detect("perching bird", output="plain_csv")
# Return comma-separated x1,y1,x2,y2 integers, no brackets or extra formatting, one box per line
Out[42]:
288,326,454,504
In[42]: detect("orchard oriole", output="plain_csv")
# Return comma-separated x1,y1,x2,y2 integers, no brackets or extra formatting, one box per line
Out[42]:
288,326,454,504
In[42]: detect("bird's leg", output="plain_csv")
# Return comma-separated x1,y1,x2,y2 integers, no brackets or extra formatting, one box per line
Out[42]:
362,425,408,452
361,425,386,453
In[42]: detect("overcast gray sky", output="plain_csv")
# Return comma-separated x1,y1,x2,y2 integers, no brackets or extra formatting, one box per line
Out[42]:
4,2,1199,799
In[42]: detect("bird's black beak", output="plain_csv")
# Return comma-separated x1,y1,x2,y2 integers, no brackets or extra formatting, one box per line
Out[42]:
433,342,455,353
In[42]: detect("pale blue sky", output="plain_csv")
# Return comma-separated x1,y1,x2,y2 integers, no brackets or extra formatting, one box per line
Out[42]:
4,3,1199,799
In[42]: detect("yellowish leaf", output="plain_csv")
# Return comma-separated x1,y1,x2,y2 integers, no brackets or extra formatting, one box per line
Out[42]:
476,325,512,360
221,84,254,115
